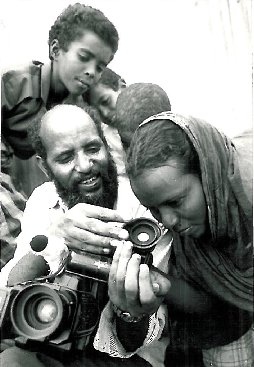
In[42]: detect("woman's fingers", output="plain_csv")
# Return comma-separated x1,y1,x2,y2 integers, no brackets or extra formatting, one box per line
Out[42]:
125,253,142,311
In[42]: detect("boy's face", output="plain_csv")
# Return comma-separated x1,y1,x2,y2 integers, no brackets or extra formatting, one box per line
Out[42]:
89,84,122,126
52,30,113,95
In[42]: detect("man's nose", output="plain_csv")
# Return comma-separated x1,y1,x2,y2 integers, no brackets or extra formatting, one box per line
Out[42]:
160,207,178,230
74,152,93,173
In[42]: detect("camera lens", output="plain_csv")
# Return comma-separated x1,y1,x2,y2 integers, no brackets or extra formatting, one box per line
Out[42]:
35,299,58,323
10,284,69,340
123,218,162,254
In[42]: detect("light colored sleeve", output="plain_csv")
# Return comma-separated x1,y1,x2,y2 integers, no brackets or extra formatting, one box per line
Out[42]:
93,301,166,358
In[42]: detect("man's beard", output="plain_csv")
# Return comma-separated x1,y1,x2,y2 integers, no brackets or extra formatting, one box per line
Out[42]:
46,154,118,210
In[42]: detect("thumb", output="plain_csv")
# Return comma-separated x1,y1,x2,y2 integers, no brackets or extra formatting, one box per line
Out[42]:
151,270,171,297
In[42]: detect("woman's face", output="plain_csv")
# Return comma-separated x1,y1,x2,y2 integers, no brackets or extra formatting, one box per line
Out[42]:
130,159,208,239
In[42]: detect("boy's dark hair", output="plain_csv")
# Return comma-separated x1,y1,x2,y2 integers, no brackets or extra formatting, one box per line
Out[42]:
48,3,119,56
28,105,107,161
115,83,171,149
126,119,200,178
97,67,126,91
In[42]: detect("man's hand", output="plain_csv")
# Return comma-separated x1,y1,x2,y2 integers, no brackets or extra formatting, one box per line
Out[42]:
49,203,131,255
108,241,171,318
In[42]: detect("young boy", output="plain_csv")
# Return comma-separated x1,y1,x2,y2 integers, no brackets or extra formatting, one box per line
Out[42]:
88,67,126,126
1,3,119,196
88,68,127,179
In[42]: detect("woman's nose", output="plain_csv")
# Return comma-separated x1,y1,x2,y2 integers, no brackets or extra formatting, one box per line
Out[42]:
160,207,178,230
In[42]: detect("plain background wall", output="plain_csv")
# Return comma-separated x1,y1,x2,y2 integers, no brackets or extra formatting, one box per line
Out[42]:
0,0,252,137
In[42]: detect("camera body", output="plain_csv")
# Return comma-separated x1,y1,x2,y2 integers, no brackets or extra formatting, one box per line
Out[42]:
0,217,165,352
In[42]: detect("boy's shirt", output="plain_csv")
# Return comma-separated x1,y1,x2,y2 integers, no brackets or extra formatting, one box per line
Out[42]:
1,61,84,159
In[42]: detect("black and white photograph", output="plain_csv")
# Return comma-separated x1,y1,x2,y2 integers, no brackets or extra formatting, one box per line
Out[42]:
0,1,253,366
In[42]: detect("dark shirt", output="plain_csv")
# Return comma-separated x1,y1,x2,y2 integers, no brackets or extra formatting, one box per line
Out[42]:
1,61,85,159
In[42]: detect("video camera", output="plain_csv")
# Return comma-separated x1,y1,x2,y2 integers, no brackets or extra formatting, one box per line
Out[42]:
0,217,165,353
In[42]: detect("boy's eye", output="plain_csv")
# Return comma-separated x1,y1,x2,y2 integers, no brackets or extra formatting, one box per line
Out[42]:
78,54,89,62
96,64,105,74
100,97,110,106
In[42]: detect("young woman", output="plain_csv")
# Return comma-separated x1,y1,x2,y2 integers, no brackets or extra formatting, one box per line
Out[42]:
108,111,253,366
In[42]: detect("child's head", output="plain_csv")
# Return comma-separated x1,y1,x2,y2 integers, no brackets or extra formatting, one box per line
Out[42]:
48,3,119,95
114,83,171,150
88,68,126,125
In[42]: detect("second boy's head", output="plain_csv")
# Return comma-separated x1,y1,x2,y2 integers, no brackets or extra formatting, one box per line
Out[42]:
88,68,126,125
48,3,119,96
115,83,171,150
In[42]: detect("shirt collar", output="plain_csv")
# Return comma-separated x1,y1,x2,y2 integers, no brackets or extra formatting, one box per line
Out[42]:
40,61,52,103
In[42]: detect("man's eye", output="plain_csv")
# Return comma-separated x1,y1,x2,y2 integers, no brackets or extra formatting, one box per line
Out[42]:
57,155,72,164
87,146,100,154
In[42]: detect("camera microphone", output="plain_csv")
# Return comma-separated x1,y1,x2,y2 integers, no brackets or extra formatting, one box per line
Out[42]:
7,236,50,286
30,234,48,252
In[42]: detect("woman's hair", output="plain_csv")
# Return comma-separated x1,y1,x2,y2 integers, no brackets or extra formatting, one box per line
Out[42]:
28,105,107,161
48,3,119,55
126,119,200,177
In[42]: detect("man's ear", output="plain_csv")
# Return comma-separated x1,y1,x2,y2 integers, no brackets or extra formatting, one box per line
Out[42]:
49,39,60,60
36,155,49,177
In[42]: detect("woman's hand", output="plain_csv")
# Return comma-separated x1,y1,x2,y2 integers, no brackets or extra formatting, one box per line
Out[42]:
108,241,171,317
49,203,131,255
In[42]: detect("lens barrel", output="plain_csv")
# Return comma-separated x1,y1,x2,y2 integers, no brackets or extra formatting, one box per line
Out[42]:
10,284,77,340
123,217,163,255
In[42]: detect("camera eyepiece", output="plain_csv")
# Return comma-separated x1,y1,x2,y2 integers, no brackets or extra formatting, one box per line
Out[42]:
123,217,163,255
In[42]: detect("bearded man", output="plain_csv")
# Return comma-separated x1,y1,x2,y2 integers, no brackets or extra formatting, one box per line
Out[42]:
0,105,171,367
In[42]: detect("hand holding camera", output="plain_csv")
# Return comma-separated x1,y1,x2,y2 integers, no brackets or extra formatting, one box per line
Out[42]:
49,203,131,255
108,237,171,321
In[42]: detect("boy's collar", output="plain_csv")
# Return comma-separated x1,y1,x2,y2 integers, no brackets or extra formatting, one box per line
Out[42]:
40,61,52,103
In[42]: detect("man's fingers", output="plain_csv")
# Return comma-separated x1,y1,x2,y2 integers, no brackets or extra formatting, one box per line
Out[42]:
62,216,129,241
72,203,132,223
